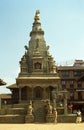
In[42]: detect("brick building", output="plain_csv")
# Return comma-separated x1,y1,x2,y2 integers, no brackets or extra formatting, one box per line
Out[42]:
58,60,84,112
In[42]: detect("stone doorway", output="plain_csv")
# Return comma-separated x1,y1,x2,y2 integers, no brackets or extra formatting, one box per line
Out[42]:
34,86,43,100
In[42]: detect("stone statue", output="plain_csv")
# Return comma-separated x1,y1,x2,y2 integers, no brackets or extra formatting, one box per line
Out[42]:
24,45,28,50
27,100,33,115
47,100,53,115
47,45,50,56
25,100,34,123
46,100,54,123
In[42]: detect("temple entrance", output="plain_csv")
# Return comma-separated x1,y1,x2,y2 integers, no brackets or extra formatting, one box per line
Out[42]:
33,100,46,123
34,87,43,99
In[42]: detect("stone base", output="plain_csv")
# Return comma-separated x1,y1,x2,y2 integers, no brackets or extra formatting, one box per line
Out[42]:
58,114,77,123
0,115,25,123
25,114,34,123
46,114,54,123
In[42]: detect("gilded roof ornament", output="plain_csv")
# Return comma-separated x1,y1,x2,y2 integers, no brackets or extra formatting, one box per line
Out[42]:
34,10,40,21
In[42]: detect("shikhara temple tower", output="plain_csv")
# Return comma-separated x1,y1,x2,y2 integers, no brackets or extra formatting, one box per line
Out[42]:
8,10,60,104
19,10,57,75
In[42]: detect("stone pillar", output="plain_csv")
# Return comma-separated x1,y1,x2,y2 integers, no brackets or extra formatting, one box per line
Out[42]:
0,98,1,109
63,91,68,115
19,87,21,103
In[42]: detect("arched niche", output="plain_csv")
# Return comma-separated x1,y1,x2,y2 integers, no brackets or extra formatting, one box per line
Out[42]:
34,86,43,99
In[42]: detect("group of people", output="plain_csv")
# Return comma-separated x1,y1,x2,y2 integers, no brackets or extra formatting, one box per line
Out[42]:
53,108,82,123
54,109,82,123
46,101,82,123
67,103,82,123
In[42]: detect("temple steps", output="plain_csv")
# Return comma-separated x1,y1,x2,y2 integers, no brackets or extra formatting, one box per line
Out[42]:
33,100,47,123
0,100,49,123
0,115,25,123
13,103,27,108
6,108,26,115
0,103,27,123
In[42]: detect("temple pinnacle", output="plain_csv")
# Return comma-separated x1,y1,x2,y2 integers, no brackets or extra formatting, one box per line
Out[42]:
34,10,40,21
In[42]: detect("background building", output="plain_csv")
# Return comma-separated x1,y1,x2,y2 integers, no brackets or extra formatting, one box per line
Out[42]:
58,60,84,113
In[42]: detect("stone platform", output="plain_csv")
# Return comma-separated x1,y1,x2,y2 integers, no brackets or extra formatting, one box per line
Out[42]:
0,102,77,123
0,115,25,123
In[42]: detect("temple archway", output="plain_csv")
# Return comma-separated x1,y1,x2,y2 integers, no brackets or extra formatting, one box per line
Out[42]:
34,86,43,99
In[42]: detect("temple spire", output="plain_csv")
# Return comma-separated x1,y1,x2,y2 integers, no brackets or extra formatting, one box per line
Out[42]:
34,10,40,21
30,10,44,37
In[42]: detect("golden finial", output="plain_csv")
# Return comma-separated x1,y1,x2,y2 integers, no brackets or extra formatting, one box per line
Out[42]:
34,10,40,21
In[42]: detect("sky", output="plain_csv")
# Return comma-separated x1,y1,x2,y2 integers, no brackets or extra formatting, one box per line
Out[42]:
0,0,84,93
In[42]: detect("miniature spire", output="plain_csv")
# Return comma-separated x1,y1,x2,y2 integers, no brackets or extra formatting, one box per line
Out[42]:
34,10,40,21
0,79,6,85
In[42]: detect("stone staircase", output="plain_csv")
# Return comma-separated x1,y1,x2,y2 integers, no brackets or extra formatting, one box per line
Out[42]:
0,100,48,123
33,100,46,123
0,103,27,123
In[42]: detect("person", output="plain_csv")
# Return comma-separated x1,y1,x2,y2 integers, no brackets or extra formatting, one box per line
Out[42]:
76,109,82,123
53,108,57,123
68,103,73,113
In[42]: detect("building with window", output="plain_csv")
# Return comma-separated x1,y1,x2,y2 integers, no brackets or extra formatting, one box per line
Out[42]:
57,60,84,112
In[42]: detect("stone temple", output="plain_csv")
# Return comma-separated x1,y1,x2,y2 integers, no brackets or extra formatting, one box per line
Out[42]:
0,11,76,123
8,10,61,123
9,10,60,104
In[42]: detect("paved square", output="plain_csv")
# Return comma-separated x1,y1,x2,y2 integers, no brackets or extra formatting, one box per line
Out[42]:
0,123,84,130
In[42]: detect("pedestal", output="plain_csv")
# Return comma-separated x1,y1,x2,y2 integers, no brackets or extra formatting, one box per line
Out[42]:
46,114,54,123
25,114,34,123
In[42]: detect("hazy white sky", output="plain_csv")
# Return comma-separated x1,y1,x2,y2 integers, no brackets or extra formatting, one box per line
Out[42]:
0,0,84,93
